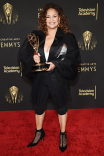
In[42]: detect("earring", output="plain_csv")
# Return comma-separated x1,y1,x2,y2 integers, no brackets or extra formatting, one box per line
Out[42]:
58,23,60,27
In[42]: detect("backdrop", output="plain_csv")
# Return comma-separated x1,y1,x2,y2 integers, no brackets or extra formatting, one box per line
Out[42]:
0,0,104,111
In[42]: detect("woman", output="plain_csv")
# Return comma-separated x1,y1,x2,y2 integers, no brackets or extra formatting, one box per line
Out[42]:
18,3,81,152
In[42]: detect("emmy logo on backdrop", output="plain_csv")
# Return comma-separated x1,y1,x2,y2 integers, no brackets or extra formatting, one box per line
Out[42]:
78,30,97,51
0,3,18,25
5,86,23,104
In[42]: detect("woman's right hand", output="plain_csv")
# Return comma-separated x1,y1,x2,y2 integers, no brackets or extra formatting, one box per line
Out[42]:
33,53,41,63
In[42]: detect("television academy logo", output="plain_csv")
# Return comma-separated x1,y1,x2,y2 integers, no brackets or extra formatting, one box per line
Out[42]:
78,30,97,51
0,3,18,25
3,66,20,74
78,85,96,99
5,86,23,104
78,3,98,20
3,64,23,77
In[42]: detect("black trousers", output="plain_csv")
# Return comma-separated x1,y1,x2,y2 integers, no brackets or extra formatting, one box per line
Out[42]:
34,73,68,115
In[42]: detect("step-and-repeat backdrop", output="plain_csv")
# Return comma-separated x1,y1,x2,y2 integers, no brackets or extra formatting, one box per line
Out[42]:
0,0,104,111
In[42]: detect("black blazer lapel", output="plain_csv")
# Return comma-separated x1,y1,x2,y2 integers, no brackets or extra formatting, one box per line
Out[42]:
48,28,65,62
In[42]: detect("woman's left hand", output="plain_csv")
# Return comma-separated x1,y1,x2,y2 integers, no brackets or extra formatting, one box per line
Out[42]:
46,62,56,71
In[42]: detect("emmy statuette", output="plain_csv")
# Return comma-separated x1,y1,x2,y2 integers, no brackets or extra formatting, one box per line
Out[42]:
27,33,49,72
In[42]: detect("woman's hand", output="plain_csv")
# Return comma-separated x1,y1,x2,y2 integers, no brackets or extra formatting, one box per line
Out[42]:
46,62,56,71
33,53,41,63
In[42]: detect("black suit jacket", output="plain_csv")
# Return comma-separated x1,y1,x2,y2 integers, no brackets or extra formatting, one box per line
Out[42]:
18,27,81,104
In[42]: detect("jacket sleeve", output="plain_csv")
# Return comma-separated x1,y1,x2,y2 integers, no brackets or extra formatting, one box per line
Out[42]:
51,33,81,80
17,30,37,81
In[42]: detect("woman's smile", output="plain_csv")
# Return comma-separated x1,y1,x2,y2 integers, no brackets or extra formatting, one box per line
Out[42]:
49,22,55,24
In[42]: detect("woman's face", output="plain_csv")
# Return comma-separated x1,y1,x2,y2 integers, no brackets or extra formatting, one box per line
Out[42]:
46,8,60,29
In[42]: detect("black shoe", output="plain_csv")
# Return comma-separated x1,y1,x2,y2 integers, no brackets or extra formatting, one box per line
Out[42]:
27,127,45,147
59,130,67,152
